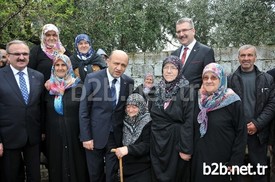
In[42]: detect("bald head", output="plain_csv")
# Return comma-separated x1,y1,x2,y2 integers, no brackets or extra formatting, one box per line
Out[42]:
107,50,129,78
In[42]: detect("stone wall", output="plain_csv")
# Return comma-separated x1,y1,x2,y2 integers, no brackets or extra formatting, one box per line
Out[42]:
125,46,275,87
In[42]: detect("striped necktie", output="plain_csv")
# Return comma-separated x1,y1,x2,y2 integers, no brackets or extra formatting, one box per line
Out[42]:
18,71,29,104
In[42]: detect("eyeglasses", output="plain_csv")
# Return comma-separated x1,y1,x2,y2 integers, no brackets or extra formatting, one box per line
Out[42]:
8,52,29,57
176,28,193,34
203,75,219,81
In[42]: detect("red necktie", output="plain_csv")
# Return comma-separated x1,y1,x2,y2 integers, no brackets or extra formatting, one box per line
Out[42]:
181,47,188,64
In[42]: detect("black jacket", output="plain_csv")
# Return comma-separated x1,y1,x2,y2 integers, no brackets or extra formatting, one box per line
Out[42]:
70,53,107,82
228,65,275,144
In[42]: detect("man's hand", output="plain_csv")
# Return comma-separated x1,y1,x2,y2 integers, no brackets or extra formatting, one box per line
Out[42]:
247,121,257,135
83,140,94,150
0,143,4,157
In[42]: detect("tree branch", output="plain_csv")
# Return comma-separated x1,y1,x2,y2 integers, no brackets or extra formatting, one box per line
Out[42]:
0,0,30,31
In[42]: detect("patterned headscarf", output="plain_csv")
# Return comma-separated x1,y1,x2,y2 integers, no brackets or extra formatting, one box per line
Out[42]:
74,34,95,60
49,54,80,115
198,63,240,137
155,55,189,108
123,93,151,146
40,24,66,60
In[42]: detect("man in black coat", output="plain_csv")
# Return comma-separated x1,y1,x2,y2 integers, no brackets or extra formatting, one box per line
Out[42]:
228,44,275,182
0,40,44,182
171,17,215,89
79,50,134,182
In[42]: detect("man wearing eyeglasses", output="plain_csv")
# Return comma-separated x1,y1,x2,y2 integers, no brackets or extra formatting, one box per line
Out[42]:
171,17,215,89
0,40,44,182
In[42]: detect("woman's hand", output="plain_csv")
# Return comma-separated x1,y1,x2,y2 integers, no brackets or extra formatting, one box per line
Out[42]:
114,146,128,159
179,152,191,161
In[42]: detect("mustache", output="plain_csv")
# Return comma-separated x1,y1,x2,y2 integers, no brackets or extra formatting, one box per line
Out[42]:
17,59,27,62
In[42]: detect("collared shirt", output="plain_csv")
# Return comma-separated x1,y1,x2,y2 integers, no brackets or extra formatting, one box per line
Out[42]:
180,39,196,66
106,69,121,104
10,65,30,93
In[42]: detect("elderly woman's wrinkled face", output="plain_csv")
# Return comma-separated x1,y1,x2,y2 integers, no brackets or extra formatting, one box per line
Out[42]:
126,104,139,117
202,72,220,95
144,75,153,88
54,59,68,78
45,30,58,47
77,40,91,54
163,63,178,82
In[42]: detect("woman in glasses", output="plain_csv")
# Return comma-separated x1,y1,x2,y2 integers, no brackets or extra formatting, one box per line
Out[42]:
149,55,194,182
191,63,246,182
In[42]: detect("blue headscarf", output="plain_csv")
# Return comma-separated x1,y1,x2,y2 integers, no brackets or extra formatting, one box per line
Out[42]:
74,34,95,60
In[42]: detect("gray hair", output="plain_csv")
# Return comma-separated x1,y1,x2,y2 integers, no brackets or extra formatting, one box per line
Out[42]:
238,44,257,57
176,17,194,28
6,40,29,53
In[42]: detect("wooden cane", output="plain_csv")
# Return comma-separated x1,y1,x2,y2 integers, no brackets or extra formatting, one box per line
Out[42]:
111,148,123,182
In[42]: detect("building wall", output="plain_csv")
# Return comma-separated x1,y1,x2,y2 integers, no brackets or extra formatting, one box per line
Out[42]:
125,46,275,87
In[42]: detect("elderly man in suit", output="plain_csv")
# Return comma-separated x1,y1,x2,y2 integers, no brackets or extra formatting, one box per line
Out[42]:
0,40,44,182
79,50,134,182
171,17,215,88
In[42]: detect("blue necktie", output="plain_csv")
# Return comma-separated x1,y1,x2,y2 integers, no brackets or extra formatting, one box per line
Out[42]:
18,72,29,104
111,79,117,109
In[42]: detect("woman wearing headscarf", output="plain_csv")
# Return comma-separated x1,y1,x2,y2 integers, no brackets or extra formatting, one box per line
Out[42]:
191,63,246,182
133,73,156,107
150,55,194,182
29,23,71,82
113,93,152,182
70,34,107,81
28,23,71,169
44,54,89,182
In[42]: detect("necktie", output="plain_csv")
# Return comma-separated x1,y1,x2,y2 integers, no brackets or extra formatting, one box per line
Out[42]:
18,72,29,104
111,78,117,109
181,47,189,64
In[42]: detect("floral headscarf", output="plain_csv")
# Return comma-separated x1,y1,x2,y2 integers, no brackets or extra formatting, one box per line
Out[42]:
155,55,189,108
123,93,151,145
49,54,80,115
198,63,240,137
74,34,95,60
40,24,66,60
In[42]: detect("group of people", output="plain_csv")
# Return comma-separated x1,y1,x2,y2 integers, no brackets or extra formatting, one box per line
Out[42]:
0,17,274,182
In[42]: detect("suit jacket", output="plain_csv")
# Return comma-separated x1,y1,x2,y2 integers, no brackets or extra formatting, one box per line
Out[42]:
0,66,44,149
171,41,215,87
79,69,134,149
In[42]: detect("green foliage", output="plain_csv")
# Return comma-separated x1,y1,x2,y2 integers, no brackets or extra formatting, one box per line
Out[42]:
209,0,275,47
0,0,274,51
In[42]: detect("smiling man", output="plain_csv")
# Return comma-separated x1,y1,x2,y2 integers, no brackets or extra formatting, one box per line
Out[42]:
0,40,44,181
171,17,215,88
228,44,275,182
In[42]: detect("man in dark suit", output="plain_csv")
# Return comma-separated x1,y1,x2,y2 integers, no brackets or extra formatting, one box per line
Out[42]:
0,40,44,182
171,17,215,88
79,50,134,182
